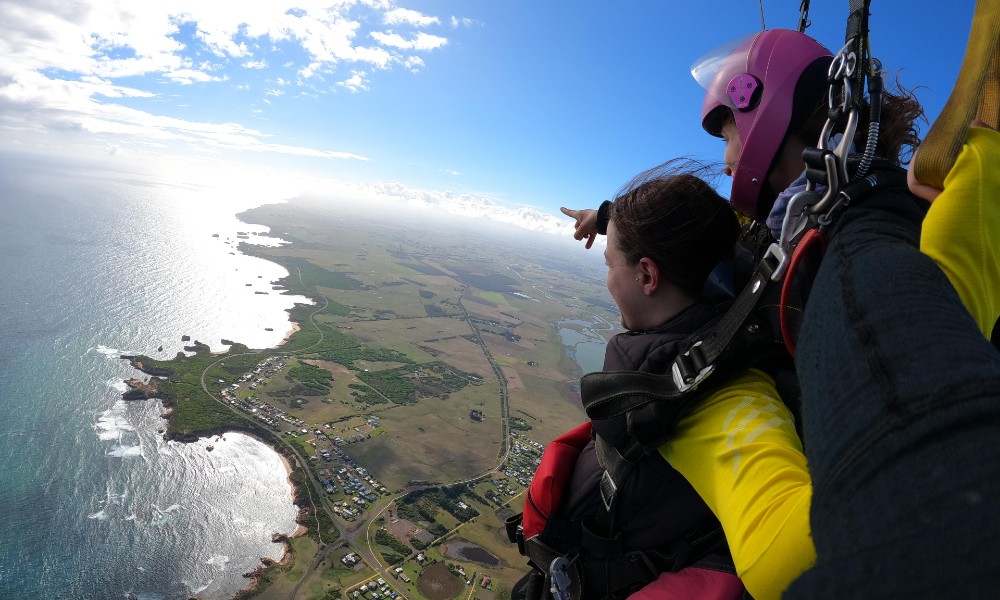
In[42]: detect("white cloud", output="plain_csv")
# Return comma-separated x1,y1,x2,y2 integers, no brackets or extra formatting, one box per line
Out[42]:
384,8,439,27
441,169,460,176
165,68,226,85
403,56,424,73
337,70,369,93
0,0,454,165
369,31,447,51
351,181,585,239
450,16,478,28
265,88,284,97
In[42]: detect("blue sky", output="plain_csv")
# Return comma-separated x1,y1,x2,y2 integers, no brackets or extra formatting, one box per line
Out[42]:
0,0,978,234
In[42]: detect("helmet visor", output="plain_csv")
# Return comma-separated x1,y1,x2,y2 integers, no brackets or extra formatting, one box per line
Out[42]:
690,33,757,111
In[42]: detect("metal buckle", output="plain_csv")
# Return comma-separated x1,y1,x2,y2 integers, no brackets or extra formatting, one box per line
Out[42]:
671,342,715,393
550,556,576,600
599,470,617,512
764,243,789,283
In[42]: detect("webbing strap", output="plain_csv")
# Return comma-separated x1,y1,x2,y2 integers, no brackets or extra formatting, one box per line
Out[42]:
593,435,645,522
582,253,778,421
844,0,872,111
912,0,1000,189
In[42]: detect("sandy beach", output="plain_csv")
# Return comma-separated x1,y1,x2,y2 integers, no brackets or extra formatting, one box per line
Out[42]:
276,451,308,538
280,323,300,346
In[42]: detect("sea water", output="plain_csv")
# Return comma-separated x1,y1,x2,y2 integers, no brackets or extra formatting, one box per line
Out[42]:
0,157,309,599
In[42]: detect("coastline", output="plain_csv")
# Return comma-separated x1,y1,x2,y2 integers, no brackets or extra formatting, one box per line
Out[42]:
281,323,300,346
230,421,306,599
277,451,309,538
120,210,315,600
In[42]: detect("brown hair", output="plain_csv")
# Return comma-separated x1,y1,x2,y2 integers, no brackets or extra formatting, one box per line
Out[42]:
610,160,740,295
793,61,926,165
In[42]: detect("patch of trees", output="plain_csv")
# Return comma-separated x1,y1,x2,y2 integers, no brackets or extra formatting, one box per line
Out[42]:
375,528,412,562
509,417,533,432
348,383,387,405
397,487,480,524
321,299,352,316
318,345,413,369
410,536,430,550
287,362,333,394
424,304,448,317
357,370,417,404
281,256,363,291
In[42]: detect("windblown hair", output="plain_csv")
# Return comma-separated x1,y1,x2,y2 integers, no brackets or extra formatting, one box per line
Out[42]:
610,160,740,295
792,60,926,165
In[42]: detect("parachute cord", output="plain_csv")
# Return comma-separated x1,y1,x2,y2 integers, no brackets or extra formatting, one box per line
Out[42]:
781,228,827,358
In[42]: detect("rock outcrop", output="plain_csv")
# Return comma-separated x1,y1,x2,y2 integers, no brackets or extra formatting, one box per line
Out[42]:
122,378,160,400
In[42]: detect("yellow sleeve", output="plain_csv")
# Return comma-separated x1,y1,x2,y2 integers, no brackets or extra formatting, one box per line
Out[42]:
658,369,814,600
921,126,1000,338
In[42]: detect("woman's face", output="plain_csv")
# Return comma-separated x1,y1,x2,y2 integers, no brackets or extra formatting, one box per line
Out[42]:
721,117,742,178
605,222,643,330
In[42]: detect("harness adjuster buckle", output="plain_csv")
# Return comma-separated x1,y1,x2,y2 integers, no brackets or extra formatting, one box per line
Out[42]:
671,341,715,393
550,555,576,600
599,470,617,512
764,243,789,283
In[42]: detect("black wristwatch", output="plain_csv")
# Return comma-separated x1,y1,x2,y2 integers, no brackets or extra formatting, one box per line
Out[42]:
596,200,612,235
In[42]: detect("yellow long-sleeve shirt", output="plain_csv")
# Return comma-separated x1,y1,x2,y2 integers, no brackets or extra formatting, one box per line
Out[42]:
920,126,1000,338
659,369,814,600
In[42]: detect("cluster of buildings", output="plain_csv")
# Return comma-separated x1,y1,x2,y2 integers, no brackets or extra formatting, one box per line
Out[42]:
351,577,400,600
501,433,544,487
217,356,298,429
216,356,391,524
306,435,388,521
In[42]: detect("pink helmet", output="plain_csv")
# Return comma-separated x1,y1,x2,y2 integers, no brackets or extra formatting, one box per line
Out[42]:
692,29,833,218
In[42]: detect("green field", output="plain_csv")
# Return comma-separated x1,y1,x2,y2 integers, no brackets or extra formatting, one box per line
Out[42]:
127,198,618,599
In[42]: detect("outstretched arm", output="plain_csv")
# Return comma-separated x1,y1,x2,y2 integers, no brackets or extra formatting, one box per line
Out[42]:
561,201,611,250
560,207,599,249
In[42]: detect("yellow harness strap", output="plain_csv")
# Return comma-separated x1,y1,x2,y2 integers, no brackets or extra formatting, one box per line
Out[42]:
912,0,1000,188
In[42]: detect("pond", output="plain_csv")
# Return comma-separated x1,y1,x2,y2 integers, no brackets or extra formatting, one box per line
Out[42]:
440,539,502,567
556,315,618,374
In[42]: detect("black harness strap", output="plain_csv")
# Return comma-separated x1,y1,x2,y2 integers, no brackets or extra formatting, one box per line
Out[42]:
582,252,779,421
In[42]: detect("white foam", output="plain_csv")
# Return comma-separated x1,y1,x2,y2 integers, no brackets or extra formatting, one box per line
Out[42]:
150,508,178,526
88,510,109,520
106,378,128,393
108,445,143,458
191,582,212,594
94,403,136,442
95,345,121,358
206,555,230,570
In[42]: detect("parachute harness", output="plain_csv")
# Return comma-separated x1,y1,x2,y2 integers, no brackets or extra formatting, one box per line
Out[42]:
764,0,883,355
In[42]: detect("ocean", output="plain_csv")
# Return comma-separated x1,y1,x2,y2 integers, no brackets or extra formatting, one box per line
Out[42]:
0,158,311,599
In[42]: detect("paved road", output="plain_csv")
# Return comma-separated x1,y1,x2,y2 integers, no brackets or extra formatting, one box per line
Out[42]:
191,270,517,599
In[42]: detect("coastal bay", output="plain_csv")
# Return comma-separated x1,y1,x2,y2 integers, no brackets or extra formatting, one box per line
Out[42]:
0,165,304,600
115,195,619,599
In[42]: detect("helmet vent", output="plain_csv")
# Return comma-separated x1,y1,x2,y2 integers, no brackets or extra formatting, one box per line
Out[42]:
727,73,762,111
